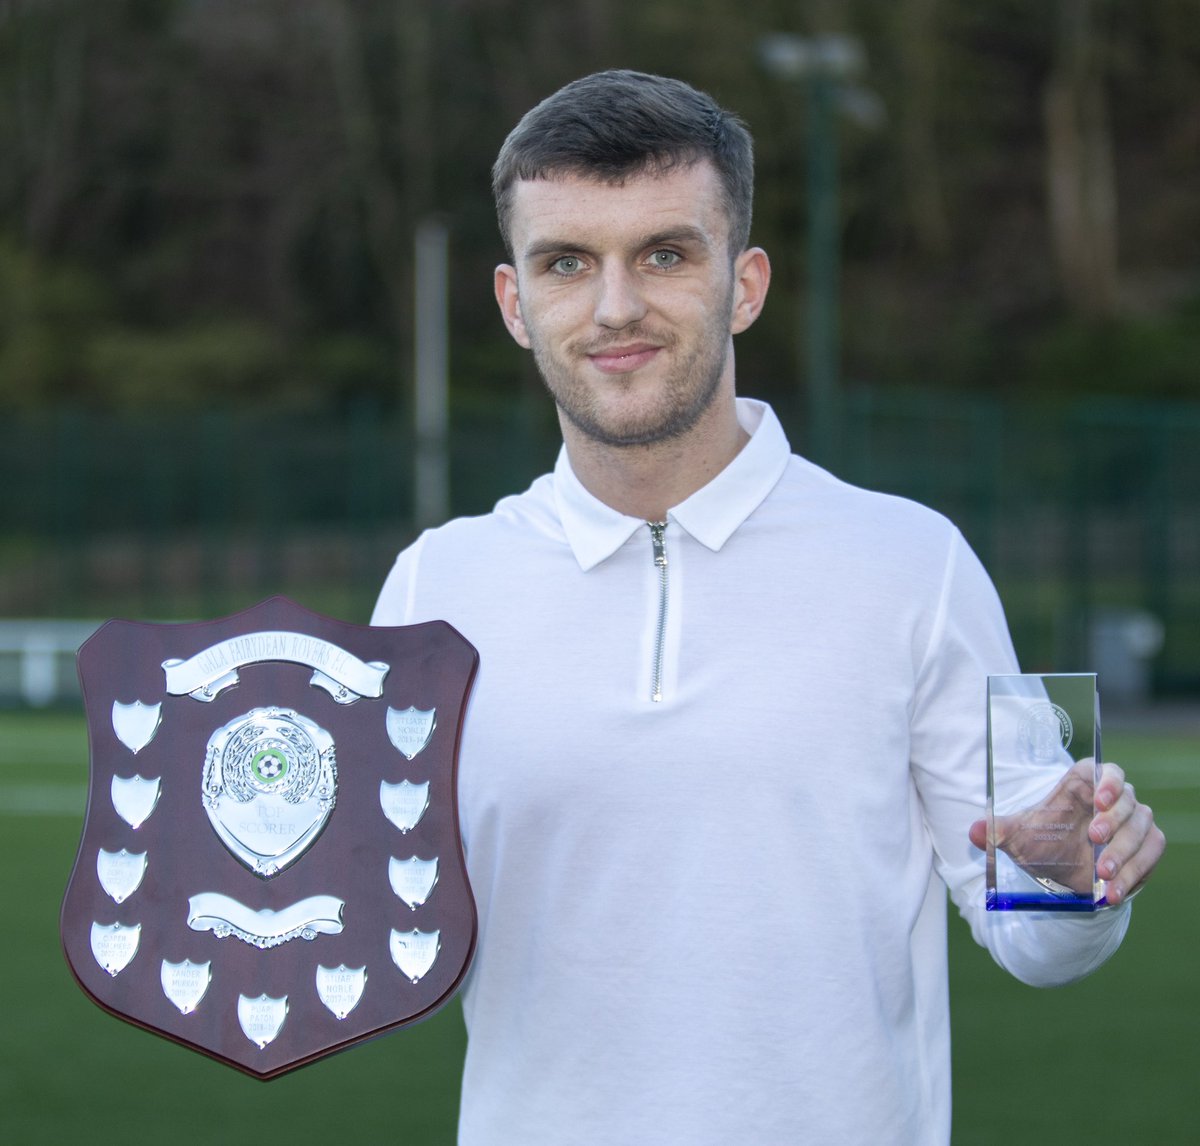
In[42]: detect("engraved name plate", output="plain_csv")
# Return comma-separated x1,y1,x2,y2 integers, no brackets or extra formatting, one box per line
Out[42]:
237,993,288,1049
96,848,148,905
389,928,441,983
386,706,437,761
111,699,162,755
161,959,212,1015
388,856,440,910
111,774,162,830
90,921,141,977
316,964,367,1020
380,779,431,834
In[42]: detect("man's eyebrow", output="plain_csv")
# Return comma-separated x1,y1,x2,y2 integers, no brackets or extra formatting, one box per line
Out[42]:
520,225,716,264
640,225,714,251
521,237,596,262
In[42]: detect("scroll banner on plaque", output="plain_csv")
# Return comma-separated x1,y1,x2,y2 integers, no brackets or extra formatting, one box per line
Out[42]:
61,597,479,1079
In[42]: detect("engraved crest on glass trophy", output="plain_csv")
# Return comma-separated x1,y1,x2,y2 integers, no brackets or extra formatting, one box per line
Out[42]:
986,673,1106,910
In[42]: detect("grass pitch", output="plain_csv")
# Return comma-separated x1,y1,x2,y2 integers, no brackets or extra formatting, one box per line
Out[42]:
0,711,464,1145
2,711,1196,1144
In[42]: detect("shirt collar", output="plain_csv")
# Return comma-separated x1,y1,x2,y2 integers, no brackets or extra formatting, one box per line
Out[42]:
553,398,792,571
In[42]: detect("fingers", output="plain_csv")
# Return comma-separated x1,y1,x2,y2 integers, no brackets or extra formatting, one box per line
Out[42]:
1089,771,1135,846
1094,762,1128,814
1090,775,1167,905
967,760,1167,907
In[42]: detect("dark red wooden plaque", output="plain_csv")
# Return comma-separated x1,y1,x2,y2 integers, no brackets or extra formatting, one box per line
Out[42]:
61,597,478,1079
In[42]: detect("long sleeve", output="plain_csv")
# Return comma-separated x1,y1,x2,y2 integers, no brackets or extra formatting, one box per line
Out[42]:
911,528,1130,986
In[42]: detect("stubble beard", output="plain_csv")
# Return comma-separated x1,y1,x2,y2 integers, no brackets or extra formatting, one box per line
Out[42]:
528,296,735,451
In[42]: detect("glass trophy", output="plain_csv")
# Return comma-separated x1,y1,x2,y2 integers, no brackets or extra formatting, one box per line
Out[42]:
986,673,1106,911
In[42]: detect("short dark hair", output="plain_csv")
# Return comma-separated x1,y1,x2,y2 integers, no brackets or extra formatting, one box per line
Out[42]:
493,70,755,257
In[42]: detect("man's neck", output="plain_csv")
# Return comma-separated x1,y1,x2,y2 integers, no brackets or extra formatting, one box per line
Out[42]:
560,398,749,521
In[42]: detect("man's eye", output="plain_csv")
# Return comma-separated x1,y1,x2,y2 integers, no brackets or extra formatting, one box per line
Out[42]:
550,255,583,275
649,249,681,269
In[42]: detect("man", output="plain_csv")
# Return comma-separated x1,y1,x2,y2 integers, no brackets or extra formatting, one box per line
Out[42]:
373,70,1165,1144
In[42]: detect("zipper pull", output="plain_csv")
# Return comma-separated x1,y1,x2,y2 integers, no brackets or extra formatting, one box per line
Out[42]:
648,522,668,703
649,521,668,568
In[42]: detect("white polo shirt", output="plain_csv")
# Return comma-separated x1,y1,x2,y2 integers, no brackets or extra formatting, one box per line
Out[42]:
373,399,1129,1145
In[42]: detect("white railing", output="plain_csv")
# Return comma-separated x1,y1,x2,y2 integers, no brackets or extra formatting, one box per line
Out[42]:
0,620,103,707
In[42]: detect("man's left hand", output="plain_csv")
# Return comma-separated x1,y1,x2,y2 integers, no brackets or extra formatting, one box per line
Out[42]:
968,761,1166,905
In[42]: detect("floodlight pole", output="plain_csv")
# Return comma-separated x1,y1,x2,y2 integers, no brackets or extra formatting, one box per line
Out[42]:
806,68,839,466
414,217,450,529
760,33,878,467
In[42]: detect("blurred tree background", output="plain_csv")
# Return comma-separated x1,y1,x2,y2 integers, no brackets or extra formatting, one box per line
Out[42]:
3,0,1197,413
1,0,1198,692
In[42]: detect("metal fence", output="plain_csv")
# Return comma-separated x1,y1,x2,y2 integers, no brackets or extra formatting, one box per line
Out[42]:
3,387,1197,702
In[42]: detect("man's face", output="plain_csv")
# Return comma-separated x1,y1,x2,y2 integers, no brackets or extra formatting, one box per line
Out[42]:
495,161,761,450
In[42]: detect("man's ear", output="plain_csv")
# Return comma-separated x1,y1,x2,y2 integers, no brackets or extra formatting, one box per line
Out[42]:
494,264,531,349
729,246,771,335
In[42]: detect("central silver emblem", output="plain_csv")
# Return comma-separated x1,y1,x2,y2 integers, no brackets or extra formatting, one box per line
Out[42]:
202,707,337,877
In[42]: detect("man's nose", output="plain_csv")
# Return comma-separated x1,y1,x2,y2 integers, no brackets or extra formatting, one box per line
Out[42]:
593,264,648,329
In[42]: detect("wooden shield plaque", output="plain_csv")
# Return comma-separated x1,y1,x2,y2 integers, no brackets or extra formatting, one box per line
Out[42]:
61,597,478,1079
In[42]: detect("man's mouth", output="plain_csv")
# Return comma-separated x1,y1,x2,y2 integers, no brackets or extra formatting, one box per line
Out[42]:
586,343,661,374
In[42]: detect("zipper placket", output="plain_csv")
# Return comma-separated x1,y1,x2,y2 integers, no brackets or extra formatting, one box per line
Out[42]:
648,521,669,703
